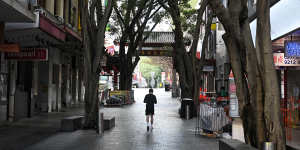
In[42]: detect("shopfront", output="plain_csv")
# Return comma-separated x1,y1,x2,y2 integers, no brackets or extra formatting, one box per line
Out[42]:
249,0,300,128
272,33,300,145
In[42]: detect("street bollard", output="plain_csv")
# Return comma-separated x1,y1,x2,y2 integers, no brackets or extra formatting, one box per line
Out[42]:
263,142,275,150
186,105,190,120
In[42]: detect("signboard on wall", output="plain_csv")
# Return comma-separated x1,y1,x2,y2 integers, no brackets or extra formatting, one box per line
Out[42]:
203,66,214,72
5,48,48,61
285,41,300,57
0,44,20,52
273,52,300,66
138,50,172,56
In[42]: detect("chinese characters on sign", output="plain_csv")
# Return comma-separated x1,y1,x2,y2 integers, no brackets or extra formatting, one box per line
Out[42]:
285,41,300,57
273,53,300,66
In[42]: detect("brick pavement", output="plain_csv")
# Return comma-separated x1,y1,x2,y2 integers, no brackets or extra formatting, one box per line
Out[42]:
22,88,219,150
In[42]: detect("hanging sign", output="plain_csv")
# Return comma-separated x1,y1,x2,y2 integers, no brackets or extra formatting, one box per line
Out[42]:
273,53,300,66
5,48,48,61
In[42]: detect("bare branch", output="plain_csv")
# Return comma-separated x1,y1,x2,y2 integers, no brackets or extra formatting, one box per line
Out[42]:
124,0,137,27
127,0,150,31
96,0,104,25
158,0,171,13
148,6,163,20
131,56,140,73
131,1,158,51
113,4,126,29
89,0,97,29
102,0,114,31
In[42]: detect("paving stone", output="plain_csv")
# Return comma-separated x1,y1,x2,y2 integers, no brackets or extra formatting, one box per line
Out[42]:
1,89,220,150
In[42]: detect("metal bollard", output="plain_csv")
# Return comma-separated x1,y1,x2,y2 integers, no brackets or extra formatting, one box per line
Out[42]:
186,105,190,120
263,142,275,150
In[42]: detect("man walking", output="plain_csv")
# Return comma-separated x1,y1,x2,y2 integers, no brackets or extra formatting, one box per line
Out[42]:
144,88,157,132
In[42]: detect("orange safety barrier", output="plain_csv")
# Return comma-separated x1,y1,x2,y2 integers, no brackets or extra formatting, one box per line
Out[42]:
199,96,230,102
280,97,300,141
216,97,229,101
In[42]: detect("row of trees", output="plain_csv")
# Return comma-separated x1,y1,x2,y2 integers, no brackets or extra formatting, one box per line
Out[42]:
79,0,286,149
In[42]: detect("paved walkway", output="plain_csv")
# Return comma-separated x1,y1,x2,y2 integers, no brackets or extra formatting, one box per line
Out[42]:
21,88,218,150
287,128,300,150
0,105,84,150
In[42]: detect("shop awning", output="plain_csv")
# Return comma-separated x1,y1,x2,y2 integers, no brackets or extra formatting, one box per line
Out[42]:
0,0,35,22
250,0,300,42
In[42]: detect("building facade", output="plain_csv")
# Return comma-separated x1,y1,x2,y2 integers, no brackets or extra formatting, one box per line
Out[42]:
0,0,84,123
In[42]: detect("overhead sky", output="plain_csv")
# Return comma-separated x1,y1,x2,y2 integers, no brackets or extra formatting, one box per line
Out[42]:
250,0,300,42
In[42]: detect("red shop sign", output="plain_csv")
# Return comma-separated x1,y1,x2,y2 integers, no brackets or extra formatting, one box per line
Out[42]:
5,48,48,61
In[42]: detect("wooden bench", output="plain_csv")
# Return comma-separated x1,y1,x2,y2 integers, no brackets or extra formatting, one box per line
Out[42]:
61,116,84,132
104,116,115,130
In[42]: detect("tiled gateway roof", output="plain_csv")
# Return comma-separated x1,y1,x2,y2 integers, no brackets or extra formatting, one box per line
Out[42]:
114,32,191,46
144,32,175,44
143,32,191,46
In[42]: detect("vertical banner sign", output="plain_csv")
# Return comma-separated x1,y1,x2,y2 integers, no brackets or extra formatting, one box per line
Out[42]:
229,70,239,118
161,72,165,82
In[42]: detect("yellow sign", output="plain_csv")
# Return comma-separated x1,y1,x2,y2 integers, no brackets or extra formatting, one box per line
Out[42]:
109,91,122,96
211,23,217,30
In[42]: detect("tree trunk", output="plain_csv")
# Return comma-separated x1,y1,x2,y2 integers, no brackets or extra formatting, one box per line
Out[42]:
168,0,194,99
119,38,127,90
241,16,267,148
119,57,133,90
79,0,113,129
256,0,286,149
207,0,285,149
119,64,127,90
83,71,99,129
126,70,133,90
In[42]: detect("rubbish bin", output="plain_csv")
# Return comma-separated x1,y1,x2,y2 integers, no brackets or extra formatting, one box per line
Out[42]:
180,98,194,119
165,84,170,91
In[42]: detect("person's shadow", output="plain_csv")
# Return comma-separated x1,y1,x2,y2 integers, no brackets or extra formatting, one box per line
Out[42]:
145,130,154,145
